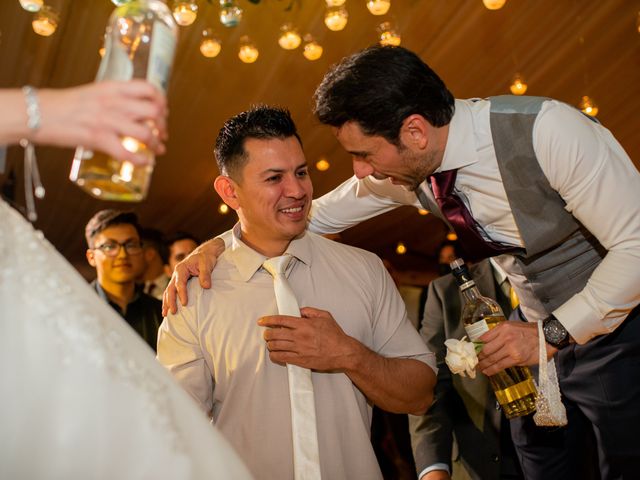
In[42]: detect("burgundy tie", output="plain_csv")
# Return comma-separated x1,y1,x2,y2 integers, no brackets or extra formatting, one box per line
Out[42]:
429,169,519,262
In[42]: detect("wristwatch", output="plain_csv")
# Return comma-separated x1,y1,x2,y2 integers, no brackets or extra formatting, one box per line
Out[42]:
542,315,571,349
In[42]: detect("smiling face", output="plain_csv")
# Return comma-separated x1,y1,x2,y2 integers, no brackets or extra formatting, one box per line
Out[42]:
334,120,441,191
215,136,312,257
86,223,146,290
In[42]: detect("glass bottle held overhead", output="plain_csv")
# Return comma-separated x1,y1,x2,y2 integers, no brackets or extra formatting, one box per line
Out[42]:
450,258,537,419
69,0,178,202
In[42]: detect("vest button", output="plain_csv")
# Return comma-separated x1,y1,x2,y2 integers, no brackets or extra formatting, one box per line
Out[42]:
492,454,500,462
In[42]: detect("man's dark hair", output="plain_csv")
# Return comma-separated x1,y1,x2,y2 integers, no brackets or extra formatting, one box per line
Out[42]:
313,45,455,144
140,227,169,264
84,209,140,248
214,105,302,180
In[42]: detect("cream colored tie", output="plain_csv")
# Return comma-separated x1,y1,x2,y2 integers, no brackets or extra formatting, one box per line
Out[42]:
263,255,321,480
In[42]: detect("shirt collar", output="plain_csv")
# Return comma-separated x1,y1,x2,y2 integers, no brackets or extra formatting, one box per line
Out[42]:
227,223,313,282
436,98,486,173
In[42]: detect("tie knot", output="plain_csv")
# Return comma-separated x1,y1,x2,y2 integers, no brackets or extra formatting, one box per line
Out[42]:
263,254,293,278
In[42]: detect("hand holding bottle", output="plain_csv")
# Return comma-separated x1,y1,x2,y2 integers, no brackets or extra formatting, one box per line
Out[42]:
477,321,557,376
33,80,167,164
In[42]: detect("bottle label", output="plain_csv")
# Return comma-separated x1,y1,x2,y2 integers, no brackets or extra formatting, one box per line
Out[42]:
147,21,176,93
465,320,489,342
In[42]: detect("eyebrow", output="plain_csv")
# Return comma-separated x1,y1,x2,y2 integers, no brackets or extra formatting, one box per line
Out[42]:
98,236,139,244
260,162,309,175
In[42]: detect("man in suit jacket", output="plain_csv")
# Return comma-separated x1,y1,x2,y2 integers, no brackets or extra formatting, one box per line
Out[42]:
409,258,523,480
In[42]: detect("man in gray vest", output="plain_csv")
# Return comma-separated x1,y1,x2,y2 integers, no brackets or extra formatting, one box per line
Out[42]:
164,45,639,479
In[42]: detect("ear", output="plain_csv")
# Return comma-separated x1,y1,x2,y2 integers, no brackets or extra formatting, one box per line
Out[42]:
214,175,240,211
399,114,429,150
86,249,96,267
164,265,173,278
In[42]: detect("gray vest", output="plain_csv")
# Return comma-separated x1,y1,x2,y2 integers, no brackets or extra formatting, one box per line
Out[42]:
437,96,606,322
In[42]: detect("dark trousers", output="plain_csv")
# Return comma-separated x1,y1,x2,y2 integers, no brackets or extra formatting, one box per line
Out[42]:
510,307,640,480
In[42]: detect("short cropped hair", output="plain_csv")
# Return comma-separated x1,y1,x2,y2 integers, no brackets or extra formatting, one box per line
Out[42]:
84,209,140,248
165,231,200,250
313,45,455,145
214,105,301,180
140,227,169,264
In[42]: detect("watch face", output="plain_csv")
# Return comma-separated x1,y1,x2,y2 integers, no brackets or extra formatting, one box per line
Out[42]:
544,318,568,346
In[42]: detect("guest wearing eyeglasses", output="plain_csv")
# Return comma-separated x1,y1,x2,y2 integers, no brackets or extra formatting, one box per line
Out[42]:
85,209,163,351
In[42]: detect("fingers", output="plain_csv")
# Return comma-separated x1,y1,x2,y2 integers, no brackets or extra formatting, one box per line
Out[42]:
198,256,212,289
258,315,299,329
163,276,179,316
299,306,330,318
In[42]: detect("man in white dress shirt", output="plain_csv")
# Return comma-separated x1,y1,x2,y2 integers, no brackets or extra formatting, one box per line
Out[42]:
157,106,436,480
310,45,640,480
165,46,639,480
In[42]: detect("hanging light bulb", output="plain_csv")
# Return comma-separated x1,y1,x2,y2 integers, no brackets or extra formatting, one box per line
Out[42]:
366,0,390,15
172,1,198,26
418,209,429,216
315,158,330,171
200,28,222,58
483,0,506,10
218,203,230,214
325,0,346,5
509,73,528,95
446,231,458,241
238,36,259,63
278,23,301,50
378,21,401,46
19,0,43,12
220,0,243,27
395,242,407,255
324,6,348,31
32,5,59,36
302,34,323,61
636,11,640,33
578,95,599,117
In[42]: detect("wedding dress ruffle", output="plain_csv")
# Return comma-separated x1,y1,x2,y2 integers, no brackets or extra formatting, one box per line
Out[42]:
0,199,252,479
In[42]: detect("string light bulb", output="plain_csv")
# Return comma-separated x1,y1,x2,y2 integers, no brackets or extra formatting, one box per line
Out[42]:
578,95,599,117
220,0,243,27
324,6,348,31
509,74,528,95
32,5,59,36
19,0,43,12
172,1,198,26
238,36,259,63
483,0,506,10
278,23,301,50
636,11,640,33
315,158,330,171
378,21,401,46
325,0,346,6
303,34,323,60
418,209,429,216
446,231,458,241
395,242,407,255
200,28,222,58
367,0,390,15
218,203,230,214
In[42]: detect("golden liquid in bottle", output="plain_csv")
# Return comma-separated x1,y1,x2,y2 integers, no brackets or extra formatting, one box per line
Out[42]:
484,315,537,418
70,139,153,202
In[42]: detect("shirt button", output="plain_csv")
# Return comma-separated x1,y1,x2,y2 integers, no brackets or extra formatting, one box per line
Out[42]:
492,454,500,463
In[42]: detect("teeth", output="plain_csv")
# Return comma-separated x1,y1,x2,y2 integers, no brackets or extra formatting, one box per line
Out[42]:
281,207,302,213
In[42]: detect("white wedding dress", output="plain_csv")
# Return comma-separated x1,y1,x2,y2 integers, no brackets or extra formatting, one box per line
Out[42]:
0,199,252,479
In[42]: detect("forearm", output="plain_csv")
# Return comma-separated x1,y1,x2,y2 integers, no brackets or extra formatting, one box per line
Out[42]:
343,338,435,415
308,176,412,234
0,90,31,144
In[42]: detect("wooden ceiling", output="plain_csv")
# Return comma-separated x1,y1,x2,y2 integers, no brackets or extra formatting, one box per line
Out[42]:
1,0,639,279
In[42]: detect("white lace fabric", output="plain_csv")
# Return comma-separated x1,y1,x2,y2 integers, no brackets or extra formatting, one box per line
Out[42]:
533,320,568,427
0,200,252,479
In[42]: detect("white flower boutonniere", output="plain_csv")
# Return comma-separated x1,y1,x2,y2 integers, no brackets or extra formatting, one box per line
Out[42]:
444,336,479,379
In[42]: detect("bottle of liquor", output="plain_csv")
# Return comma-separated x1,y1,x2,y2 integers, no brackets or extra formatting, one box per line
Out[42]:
450,258,537,418
69,0,178,201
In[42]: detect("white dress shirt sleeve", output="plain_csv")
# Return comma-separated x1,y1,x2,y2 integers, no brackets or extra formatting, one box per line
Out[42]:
309,175,420,234
533,101,640,343
418,464,451,479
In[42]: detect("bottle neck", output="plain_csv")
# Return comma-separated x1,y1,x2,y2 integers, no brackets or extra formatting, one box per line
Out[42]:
460,281,482,303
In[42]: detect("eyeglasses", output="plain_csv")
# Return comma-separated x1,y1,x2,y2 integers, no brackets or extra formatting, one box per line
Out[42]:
93,241,143,257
